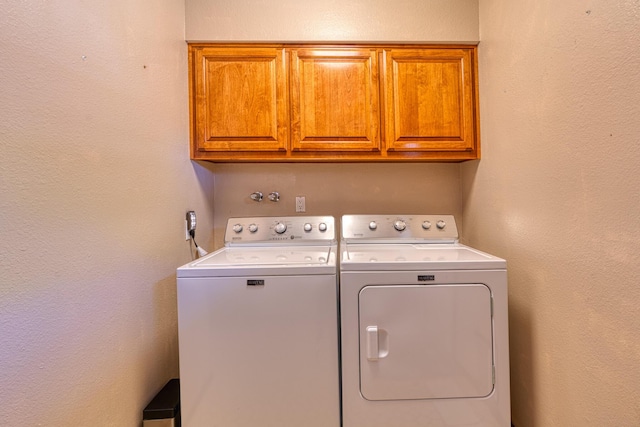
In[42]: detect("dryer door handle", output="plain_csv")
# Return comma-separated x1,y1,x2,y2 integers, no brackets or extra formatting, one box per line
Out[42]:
366,326,389,361
366,326,379,361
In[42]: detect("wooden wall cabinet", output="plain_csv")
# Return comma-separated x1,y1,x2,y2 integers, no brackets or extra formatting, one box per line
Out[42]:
290,48,380,153
189,44,479,162
383,48,478,159
190,46,288,155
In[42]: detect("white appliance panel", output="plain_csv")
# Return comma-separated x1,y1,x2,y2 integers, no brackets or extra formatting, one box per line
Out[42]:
177,245,337,277
358,284,494,401
341,214,458,243
196,246,332,266
225,215,335,245
340,214,510,427
341,243,506,271
178,274,340,427
341,269,510,427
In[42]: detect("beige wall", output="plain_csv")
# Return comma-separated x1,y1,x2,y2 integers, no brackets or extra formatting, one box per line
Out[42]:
466,1,640,425
209,163,462,248
186,0,479,42
0,1,216,426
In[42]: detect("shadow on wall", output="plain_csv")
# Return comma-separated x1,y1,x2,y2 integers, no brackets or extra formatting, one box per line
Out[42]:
192,160,216,214
187,160,217,249
150,273,180,373
509,290,536,427
460,159,537,427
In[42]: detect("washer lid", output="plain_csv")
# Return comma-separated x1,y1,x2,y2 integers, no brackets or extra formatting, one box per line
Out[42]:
341,243,506,271
177,245,337,277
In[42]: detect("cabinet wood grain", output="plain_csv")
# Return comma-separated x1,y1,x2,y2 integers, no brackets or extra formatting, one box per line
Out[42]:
188,44,479,162
383,48,477,157
290,48,380,152
190,46,288,154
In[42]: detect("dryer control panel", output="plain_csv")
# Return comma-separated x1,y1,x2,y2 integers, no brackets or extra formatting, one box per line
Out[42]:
225,216,336,245
341,214,458,243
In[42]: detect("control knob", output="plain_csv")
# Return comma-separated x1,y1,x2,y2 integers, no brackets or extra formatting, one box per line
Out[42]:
274,222,287,234
436,220,446,230
422,221,431,230
318,222,327,232
394,220,407,231
369,221,377,230
248,223,258,233
232,224,243,233
304,223,312,232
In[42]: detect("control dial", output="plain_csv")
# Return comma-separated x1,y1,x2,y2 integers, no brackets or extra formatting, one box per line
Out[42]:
394,220,407,231
369,221,377,230
318,222,327,232
436,220,446,230
248,223,258,233
232,224,243,233
274,222,287,234
304,223,312,232
422,221,432,230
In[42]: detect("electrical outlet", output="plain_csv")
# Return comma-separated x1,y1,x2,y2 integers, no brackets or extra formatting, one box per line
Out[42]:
295,196,306,213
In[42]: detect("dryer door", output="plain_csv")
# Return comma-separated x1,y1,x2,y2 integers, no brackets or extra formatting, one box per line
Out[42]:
358,284,494,401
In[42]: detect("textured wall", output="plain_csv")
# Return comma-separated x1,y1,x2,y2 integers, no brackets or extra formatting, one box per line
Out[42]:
0,1,215,426
186,0,479,42
209,163,462,248
464,1,640,425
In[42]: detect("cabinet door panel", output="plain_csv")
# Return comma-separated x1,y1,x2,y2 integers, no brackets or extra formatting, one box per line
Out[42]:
290,48,380,152
384,48,477,154
192,47,288,152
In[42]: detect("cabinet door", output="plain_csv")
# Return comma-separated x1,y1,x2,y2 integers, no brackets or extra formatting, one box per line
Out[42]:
383,48,478,158
290,48,380,152
190,46,288,154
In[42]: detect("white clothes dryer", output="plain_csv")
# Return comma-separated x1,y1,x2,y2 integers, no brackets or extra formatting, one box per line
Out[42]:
340,214,510,427
177,216,340,427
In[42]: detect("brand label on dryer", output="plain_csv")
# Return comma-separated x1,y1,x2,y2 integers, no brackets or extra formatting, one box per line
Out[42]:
418,275,435,281
247,280,265,286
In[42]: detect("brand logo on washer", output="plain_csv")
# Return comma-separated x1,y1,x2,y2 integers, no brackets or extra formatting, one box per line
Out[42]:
418,275,435,281
247,280,265,286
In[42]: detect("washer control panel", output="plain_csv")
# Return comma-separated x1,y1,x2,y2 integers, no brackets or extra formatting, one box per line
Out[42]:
225,216,335,245
342,214,458,243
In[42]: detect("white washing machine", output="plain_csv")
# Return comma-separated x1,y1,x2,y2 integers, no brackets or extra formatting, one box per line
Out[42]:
177,216,340,427
340,214,511,427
